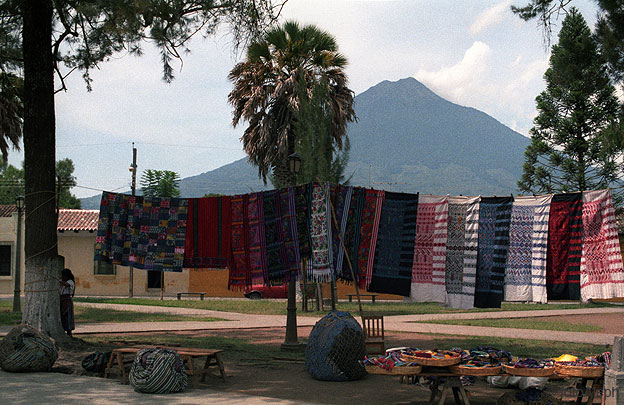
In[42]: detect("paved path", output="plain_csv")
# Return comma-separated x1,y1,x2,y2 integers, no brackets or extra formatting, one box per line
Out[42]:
2,302,622,344
1,369,311,405
75,302,624,345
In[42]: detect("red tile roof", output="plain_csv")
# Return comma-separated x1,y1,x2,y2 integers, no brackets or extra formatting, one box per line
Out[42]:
57,209,99,232
0,205,17,217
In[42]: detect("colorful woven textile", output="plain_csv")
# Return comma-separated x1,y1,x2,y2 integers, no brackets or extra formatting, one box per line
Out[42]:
504,195,552,303
229,194,250,290
95,191,187,272
445,196,480,309
474,197,513,308
330,185,354,281
546,192,583,301
248,192,267,285
368,191,419,297
184,196,231,268
308,183,333,282
580,189,624,300
339,187,365,283
294,184,312,261
262,188,300,283
407,195,448,303
359,189,384,289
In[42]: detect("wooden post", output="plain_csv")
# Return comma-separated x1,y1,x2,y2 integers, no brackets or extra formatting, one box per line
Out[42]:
316,180,363,315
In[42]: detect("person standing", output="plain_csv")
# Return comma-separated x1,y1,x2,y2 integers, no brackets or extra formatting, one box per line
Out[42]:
59,268,75,337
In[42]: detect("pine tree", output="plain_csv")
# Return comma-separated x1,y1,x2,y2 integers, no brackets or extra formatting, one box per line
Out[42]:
518,8,623,198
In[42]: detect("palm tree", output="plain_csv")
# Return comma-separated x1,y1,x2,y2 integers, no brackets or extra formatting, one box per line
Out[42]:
0,72,22,159
228,20,356,184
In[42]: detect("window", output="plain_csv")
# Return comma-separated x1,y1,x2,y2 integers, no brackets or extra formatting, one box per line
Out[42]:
147,270,162,289
0,245,11,276
94,260,116,275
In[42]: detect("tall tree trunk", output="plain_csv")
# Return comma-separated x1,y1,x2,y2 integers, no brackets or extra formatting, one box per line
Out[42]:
21,0,65,340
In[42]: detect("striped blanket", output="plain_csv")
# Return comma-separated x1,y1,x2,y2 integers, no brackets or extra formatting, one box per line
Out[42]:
504,195,552,303
330,185,354,281
580,189,624,300
308,183,333,282
474,197,513,308
95,192,187,272
407,195,448,303
445,196,480,309
546,192,583,301
229,194,251,289
338,187,365,283
368,192,419,297
359,189,384,289
184,196,231,268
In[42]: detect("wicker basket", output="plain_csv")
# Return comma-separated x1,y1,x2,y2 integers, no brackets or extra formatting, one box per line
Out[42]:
503,364,555,377
365,365,423,375
449,365,502,376
406,354,461,367
555,364,604,378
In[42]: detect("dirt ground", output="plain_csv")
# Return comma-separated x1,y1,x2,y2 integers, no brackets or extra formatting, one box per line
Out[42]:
51,325,606,404
524,313,624,333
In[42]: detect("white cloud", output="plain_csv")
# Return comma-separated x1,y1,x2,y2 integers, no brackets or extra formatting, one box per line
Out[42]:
414,41,547,136
469,1,512,35
415,41,492,102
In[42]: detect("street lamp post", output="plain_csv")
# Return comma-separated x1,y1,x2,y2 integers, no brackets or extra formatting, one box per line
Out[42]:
281,152,304,351
13,195,24,313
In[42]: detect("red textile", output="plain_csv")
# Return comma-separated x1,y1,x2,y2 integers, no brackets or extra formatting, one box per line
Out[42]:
546,193,582,300
229,194,250,290
184,196,231,268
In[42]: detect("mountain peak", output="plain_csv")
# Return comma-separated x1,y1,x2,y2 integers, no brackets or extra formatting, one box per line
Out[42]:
358,77,443,105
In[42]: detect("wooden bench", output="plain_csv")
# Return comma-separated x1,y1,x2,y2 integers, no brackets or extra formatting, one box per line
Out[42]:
104,346,226,388
177,292,205,300
347,293,378,303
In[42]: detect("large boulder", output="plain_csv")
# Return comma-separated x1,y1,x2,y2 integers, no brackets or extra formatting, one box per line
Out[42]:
305,311,367,381
0,324,58,372
129,347,188,394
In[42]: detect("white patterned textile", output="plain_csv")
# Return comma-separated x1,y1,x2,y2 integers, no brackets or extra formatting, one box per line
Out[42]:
580,189,624,301
504,195,552,303
406,195,448,303
445,196,480,309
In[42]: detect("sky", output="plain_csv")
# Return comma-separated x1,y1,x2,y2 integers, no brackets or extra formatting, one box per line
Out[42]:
7,0,602,198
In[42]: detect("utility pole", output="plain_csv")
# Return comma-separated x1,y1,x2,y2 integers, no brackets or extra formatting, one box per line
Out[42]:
129,143,137,298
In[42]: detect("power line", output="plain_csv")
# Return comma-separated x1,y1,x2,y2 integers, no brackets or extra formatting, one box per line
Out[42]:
56,141,242,151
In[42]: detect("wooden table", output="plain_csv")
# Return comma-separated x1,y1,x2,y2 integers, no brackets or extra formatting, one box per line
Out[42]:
104,346,225,388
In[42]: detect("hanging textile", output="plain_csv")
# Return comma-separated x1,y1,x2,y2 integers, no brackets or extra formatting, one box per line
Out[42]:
474,196,513,308
504,195,552,303
229,194,250,290
183,196,231,268
580,189,624,300
330,185,354,281
546,192,582,301
338,187,365,283
407,195,448,303
368,191,419,297
445,196,480,309
262,188,301,283
308,183,333,282
247,192,267,285
95,192,187,272
294,183,312,261
359,189,385,289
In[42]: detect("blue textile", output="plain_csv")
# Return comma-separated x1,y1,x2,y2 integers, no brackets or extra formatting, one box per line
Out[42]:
474,196,513,308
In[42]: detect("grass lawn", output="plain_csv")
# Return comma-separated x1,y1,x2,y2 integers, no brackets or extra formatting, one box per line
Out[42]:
74,297,617,316
416,318,601,332
0,302,223,327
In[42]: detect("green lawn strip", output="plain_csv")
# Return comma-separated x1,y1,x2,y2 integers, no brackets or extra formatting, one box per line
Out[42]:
0,306,224,327
81,334,304,366
414,318,601,332
74,297,616,316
